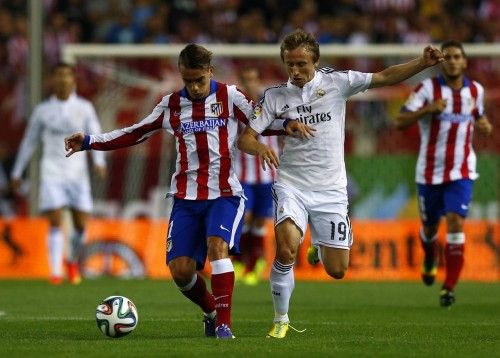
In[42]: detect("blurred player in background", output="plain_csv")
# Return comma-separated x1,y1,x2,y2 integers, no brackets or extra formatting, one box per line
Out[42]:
64,44,310,339
238,29,444,338
10,62,106,285
234,66,280,285
395,40,493,307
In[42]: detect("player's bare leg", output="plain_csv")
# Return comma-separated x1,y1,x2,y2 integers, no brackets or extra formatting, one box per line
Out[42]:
421,223,439,286
207,236,235,339
441,213,465,307
267,219,303,338
319,246,349,279
67,209,88,284
169,256,217,337
45,208,64,285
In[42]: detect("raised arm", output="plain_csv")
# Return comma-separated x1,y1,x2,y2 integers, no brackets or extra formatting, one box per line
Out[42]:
370,46,444,89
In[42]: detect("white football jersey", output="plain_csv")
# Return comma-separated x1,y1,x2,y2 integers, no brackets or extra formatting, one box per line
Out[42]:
250,69,372,191
12,93,106,182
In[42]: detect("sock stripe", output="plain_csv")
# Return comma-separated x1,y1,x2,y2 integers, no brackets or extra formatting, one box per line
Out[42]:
273,260,293,274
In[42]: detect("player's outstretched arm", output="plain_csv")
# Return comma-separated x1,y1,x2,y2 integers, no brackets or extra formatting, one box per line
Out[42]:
394,99,447,130
65,132,85,157
370,46,444,89
237,126,280,170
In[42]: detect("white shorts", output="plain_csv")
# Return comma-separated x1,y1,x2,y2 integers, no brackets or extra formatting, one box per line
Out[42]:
272,182,353,250
39,179,92,212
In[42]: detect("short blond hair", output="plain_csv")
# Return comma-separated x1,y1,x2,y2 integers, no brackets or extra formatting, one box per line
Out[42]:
280,29,320,63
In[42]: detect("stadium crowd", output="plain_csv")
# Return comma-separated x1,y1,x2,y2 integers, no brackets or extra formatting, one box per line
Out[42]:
0,0,498,213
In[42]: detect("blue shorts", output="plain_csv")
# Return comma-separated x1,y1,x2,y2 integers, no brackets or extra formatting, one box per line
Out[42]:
417,179,473,226
241,183,274,218
166,196,245,270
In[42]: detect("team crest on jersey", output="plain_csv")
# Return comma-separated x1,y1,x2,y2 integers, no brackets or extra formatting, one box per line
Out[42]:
316,89,326,97
251,104,262,121
210,102,223,116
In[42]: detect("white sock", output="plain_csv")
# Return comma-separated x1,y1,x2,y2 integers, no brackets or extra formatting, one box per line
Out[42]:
68,230,85,262
270,260,294,323
48,227,64,277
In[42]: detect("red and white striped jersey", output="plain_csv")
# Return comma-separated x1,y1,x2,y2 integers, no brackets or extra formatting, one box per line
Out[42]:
402,76,484,185
86,81,284,200
235,135,279,185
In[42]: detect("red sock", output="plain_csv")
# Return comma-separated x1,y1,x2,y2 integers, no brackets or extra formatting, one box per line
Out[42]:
179,273,215,314
443,243,464,291
211,271,234,327
244,234,264,274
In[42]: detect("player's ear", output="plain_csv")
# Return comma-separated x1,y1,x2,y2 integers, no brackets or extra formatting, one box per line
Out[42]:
208,66,214,78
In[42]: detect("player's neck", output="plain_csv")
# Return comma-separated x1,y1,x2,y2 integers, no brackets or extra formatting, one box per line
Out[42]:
55,92,71,101
443,75,464,90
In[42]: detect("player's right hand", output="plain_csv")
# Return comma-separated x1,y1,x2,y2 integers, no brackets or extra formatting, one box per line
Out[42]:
257,144,279,171
427,99,447,114
64,132,85,157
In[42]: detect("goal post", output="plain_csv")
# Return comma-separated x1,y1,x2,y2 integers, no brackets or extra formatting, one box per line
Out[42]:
61,43,500,220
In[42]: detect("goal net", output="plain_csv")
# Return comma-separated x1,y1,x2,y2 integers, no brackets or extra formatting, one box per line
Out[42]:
62,43,500,221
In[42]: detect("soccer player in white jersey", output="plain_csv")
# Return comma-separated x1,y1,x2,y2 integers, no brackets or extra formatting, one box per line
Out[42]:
64,44,310,340
395,40,493,307
10,63,106,285
238,29,444,338
234,66,281,285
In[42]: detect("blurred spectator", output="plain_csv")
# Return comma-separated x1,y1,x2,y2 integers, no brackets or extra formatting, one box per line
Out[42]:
106,11,144,43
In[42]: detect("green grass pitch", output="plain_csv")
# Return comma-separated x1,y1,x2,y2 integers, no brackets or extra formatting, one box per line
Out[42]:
0,279,499,357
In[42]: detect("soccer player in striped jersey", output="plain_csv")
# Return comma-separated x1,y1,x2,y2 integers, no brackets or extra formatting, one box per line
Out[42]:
238,29,444,338
395,40,493,307
64,44,311,339
11,62,107,285
234,66,280,285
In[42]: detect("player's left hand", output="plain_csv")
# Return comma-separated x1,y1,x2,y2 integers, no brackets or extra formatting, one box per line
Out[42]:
475,116,493,136
64,132,85,157
285,120,316,139
421,45,444,67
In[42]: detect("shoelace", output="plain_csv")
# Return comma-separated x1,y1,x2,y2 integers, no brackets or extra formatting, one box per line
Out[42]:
288,324,306,333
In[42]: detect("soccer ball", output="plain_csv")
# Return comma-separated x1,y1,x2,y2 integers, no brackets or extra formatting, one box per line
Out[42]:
95,295,138,338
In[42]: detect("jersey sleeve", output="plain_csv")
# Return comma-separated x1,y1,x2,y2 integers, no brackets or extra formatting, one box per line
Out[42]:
249,92,276,134
473,81,485,119
337,70,373,98
401,81,429,112
232,87,254,125
11,106,43,179
87,101,166,151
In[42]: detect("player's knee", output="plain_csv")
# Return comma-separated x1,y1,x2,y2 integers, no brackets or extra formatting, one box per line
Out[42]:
169,261,195,286
324,263,347,280
325,267,346,279
276,245,297,264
